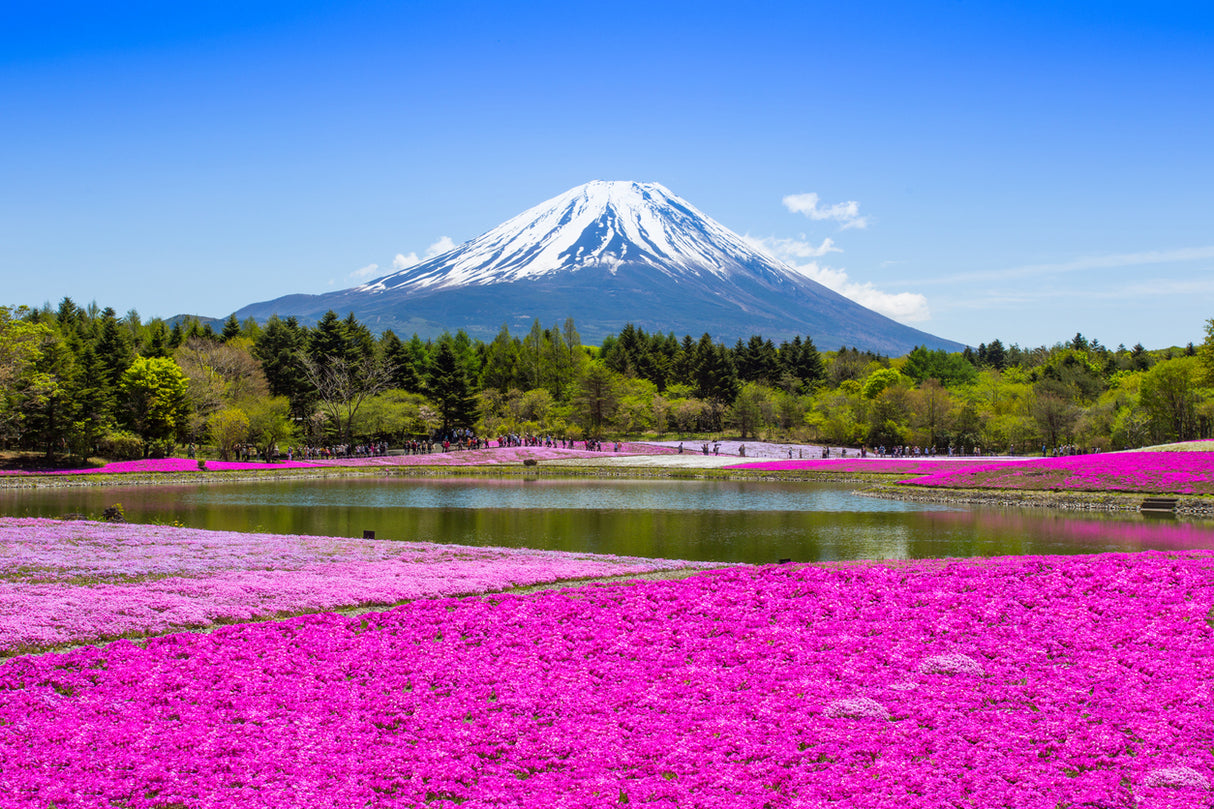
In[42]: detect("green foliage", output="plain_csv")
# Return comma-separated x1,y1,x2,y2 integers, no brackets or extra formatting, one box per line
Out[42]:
96,430,144,461
253,315,313,416
573,362,619,435
1200,317,1214,387
903,346,977,387
118,356,190,455
861,368,906,400
1139,355,1205,443
208,407,250,461
731,382,772,439
244,396,294,461
6,297,1214,454
427,340,477,433
354,390,434,440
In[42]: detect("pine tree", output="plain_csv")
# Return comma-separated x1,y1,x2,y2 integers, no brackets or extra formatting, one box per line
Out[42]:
221,314,242,342
253,316,312,414
427,340,476,434
95,308,134,389
381,330,422,392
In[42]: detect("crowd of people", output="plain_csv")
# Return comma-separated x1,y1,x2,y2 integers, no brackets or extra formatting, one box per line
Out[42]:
871,445,987,457
287,442,391,461
497,434,620,452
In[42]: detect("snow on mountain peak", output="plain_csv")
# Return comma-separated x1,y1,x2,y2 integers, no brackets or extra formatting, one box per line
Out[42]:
356,180,802,294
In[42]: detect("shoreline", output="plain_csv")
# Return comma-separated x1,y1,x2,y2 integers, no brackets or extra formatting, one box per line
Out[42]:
861,482,1214,516
3,452,1213,517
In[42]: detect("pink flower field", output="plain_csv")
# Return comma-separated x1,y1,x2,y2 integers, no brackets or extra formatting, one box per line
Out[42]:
2,551,1212,807
0,444,676,476
0,518,709,654
903,450,1214,495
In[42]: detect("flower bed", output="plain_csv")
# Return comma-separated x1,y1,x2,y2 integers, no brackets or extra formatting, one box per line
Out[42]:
0,457,325,475
3,551,1212,806
302,443,677,468
0,518,709,654
0,444,676,476
904,451,1214,495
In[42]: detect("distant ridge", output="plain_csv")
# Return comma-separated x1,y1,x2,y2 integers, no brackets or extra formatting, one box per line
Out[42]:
232,181,963,354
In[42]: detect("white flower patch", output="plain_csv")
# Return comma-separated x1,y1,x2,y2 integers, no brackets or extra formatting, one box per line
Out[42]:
918,653,984,676
1143,766,1210,790
823,697,890,720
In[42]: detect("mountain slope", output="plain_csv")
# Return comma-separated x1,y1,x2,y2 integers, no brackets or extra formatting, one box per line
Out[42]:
233,181,963,354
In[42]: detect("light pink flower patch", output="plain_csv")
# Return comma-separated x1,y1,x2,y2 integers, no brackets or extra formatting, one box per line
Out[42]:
0,517,712,652
1143,766,1210,789
0,443,676,476
823,697,890,719
918,653,984,676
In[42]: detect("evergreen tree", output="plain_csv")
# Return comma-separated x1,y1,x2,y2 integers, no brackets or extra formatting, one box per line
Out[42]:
221,314,242,342
144,320,172,359
95,308,135,389
23,325,75,458
737,335,779,384
68,344,113,457
402,335,431,394
381,330,422,392
427,340,476,434
673,334,697,385
694,336,739,404
309,311,348,365
793,336,825,388
520,319,546,390
985,338,1007,371
343,311,376,365
253,316,312,415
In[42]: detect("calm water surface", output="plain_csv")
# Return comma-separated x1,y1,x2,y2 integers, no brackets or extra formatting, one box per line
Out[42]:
3,477,1213,564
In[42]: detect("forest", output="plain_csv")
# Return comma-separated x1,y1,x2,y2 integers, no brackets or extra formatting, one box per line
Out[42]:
1,298,1212,461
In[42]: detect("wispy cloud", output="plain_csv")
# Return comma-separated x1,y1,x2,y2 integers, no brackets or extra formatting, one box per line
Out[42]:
915,246,1214,286
799,262,931,322
933,273,1214,315
783,192,868,229
350,263,381,281
755,233,930,322
393,236,459,271
744,234,841,260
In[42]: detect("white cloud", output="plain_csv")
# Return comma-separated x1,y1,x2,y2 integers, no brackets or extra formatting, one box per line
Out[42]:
392,252,419,270
392,236,459,271
426,235,457,255
783,192,868,229
349,263,381,281
799,262,931,322
745,234,841,260
755,234,930,323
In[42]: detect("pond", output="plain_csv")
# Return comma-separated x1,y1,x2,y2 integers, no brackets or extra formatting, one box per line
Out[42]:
3,477,1214,564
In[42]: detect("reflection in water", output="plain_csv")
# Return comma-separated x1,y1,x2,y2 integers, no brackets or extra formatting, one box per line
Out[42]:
919,509,1214,553
2,477,1214,564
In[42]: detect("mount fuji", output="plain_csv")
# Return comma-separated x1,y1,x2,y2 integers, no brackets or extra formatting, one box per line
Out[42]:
232,181,963,354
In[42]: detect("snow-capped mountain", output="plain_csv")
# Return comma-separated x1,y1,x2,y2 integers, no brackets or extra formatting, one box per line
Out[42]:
356,181,805,293
232,181,962,354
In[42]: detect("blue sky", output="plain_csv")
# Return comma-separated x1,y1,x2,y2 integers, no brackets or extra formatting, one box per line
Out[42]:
3,0,1212,350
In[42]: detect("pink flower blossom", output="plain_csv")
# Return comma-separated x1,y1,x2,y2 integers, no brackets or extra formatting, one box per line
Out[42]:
3,549,1212,806
903,450,1214,495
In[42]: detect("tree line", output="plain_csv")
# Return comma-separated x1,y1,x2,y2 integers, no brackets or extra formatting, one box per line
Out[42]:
1,298,1212,461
